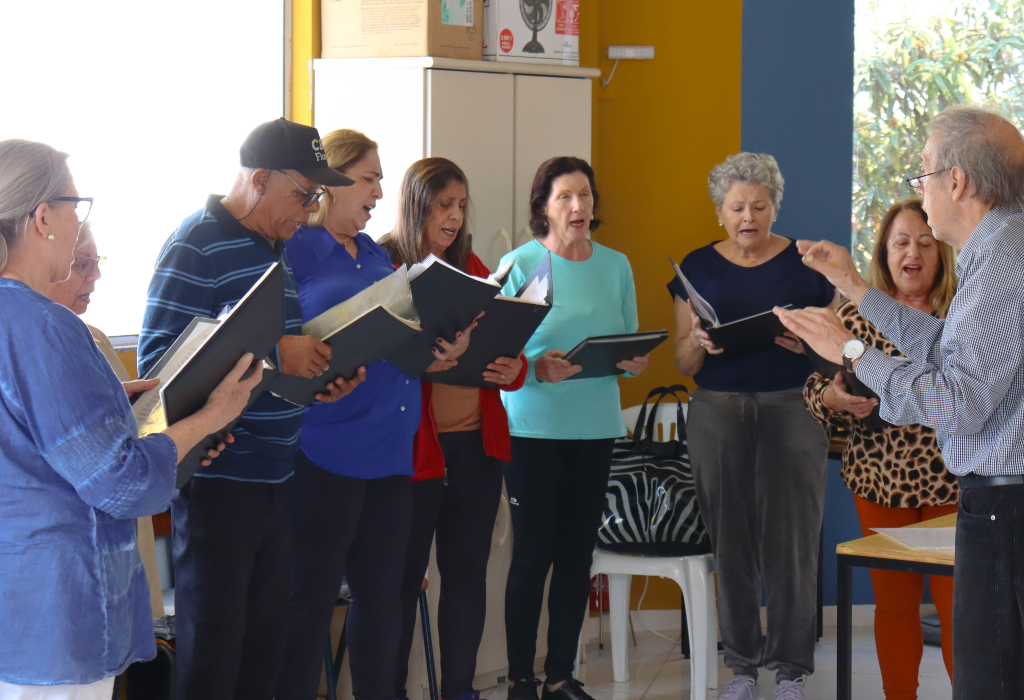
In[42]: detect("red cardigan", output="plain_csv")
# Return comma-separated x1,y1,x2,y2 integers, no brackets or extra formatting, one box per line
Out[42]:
412,252,528,481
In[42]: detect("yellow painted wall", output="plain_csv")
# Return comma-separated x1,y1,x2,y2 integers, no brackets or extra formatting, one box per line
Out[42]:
290,0,321,126
587,0,742,611
592,0,743,408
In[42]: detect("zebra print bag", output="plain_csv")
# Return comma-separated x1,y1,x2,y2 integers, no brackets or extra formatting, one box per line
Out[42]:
597,385,711,556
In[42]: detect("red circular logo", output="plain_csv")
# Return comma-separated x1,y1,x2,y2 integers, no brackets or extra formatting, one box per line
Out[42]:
500,28,513,53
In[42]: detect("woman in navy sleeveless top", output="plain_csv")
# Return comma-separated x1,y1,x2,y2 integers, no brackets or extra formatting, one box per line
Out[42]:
668,153,833,700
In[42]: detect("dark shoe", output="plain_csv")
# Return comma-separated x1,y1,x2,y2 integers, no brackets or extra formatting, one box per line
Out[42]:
541,678,594,700
508,678,542,700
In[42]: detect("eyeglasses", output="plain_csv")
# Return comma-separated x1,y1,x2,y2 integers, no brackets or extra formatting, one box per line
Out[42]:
276,170,325,208
29,196,94,224
905,169,949,190
73,255,106,276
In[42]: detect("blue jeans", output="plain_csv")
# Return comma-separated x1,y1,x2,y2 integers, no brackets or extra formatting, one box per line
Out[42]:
953,481,1024,699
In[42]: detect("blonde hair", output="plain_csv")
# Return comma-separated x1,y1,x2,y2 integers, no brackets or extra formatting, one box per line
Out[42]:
307,129,379,229
867,199,957,318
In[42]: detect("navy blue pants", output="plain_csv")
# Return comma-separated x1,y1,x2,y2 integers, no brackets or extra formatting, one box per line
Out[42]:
171,476,293,700
275,451,412,700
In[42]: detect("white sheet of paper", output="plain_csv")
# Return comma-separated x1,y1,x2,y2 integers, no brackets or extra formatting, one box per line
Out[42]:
871,527,956,551
134,320,219,436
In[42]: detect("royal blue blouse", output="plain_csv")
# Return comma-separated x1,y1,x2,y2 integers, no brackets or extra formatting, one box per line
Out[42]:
668,239,835,392
0,279,177,685
285,227,420,479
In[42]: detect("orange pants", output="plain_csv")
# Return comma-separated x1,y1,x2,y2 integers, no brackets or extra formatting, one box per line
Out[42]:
852,494,956,700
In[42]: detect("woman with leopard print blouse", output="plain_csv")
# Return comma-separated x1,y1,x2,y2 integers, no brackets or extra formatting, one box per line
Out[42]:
804,199,959,700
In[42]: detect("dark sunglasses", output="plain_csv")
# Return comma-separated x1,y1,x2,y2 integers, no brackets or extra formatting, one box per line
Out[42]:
276,170,325,208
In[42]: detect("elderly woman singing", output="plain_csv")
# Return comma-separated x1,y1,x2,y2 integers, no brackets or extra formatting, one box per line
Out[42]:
0,139,259,699
670,153,835,700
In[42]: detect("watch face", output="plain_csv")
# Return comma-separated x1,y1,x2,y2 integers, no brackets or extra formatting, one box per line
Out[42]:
843,338,866,359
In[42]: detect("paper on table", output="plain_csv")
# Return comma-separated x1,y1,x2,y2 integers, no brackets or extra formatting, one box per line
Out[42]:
134,319,219,437
871,527,956,551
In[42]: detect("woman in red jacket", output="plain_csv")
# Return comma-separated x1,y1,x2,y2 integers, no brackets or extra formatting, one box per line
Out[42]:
381,158,527,700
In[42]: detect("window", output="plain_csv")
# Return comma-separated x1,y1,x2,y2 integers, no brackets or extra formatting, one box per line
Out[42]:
852,0,1024,271
0,1,285,335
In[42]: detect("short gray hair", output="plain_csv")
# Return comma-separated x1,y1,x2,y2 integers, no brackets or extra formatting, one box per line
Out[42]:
0,139,72,273
708,152,785,211
928,105,1024,206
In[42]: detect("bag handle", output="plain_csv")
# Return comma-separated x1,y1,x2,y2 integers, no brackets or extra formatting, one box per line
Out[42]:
633,385,690,448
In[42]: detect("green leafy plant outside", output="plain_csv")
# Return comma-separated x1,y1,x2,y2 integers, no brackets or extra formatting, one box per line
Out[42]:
853,0,1024,271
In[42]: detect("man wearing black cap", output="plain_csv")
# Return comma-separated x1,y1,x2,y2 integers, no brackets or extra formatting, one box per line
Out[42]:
139,118,364,700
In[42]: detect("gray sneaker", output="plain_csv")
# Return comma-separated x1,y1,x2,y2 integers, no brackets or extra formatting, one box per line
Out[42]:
775,677,806,700
719,675,763,700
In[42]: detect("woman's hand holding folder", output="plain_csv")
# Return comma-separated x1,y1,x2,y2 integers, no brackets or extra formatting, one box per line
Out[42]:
163,353,264,467
535,350,584,383
425,313,482,373
483,355,524,386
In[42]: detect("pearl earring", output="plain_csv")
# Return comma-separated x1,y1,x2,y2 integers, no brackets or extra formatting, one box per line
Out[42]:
47,234,55,241
717,221,723,227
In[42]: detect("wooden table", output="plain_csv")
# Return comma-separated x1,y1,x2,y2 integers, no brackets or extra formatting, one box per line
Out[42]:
835,513,956,700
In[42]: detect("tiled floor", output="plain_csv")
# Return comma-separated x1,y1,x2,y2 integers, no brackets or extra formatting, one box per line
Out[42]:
479,626,952,700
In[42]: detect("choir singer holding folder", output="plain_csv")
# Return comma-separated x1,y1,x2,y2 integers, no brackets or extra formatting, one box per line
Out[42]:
669,153,833,700
0,140,262,697
275,140,484,699
139,119,362,700
499,157,648,700
383,158,528,700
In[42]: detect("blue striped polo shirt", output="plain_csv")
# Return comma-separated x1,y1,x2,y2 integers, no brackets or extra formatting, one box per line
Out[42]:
139,195,305,482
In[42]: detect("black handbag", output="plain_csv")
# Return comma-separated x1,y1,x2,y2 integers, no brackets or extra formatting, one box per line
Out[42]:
596,385,711,556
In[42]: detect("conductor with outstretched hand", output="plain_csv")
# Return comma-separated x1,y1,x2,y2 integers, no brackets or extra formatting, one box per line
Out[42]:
775,105,1024,700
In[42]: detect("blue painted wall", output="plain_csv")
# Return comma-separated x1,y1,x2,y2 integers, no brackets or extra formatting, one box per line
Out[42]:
741,1,855,249
740,1,875,606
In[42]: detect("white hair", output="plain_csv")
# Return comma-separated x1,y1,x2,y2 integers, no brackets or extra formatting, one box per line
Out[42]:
76,220,95,250
928,105,1024,206
708,152,785,211
0,139,72,272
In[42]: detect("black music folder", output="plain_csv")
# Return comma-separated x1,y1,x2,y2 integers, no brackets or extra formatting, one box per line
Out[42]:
562,330,669,381
426,253,553,388
270,268,422,406
384,254,513,377
802,341,892,433
668,254,790,355
157,261,287,487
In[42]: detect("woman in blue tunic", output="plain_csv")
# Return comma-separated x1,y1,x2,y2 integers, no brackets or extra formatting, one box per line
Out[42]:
0,139,260,698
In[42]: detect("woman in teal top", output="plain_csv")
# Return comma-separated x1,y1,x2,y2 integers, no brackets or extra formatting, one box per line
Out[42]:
499,157,650,700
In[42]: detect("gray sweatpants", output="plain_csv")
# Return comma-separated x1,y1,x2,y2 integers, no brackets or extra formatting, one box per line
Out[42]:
688,387,828,682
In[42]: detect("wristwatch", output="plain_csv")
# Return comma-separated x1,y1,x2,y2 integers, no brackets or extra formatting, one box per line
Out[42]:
842,338,867,372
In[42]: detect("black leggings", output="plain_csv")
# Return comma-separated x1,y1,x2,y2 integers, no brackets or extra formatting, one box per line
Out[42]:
395,430,504,697
275,451,413,700
503,437,615,684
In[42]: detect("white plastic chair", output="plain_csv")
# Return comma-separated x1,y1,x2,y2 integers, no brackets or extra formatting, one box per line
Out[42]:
588,402,718,700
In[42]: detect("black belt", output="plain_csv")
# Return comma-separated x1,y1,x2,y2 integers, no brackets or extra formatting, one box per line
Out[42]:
958,474,1024,489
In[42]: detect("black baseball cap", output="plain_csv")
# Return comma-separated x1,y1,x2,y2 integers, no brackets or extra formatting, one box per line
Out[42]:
239,118,354,187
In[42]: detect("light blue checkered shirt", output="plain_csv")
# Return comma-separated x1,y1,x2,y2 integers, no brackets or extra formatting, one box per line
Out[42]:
857,203,1024,476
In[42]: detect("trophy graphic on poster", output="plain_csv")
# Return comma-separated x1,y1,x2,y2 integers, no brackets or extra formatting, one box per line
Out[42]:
520,0,552,54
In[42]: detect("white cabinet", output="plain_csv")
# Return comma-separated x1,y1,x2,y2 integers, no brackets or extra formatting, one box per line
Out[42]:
314,57,599,271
